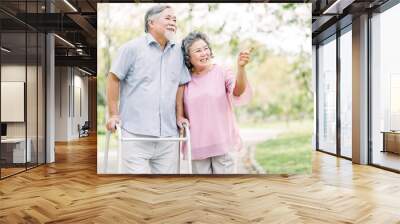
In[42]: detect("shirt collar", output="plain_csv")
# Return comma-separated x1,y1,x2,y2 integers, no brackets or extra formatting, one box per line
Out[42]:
146,33,175,48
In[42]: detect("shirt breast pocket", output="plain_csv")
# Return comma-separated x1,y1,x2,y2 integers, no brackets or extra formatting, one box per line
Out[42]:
132,55,153,83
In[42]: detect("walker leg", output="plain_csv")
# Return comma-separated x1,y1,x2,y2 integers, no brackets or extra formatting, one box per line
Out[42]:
185,129,192,174
103,131,111,173
117,126,122,173
187,145,192,174
178,138,182,174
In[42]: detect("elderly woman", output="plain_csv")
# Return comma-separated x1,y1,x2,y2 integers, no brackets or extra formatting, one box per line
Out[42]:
176,31,252,174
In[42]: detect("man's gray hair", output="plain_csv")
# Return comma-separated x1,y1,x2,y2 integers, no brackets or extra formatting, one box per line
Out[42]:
144,5,171,33
181,31,214,71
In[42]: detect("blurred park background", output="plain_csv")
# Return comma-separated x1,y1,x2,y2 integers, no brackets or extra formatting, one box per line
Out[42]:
97,3,312,174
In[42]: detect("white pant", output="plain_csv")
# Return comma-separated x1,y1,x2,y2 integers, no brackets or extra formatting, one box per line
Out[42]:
120,130,179,174
192,153,234,174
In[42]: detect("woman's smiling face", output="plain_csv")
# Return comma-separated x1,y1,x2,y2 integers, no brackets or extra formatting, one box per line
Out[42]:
188,39,212,72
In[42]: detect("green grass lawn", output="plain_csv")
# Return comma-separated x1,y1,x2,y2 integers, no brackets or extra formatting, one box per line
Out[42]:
254,120,313,174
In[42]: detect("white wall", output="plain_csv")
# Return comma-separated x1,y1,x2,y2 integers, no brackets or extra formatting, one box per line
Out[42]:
54,67,89,141
1,65,29,138
1,63,46,164
1,65,25,131
55,66,69,141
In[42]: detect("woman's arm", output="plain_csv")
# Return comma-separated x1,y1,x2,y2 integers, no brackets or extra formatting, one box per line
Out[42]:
233,49,252,96
233,66,247,96
176,85,188,128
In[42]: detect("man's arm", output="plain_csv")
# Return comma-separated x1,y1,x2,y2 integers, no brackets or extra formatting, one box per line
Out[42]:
106,72,120,131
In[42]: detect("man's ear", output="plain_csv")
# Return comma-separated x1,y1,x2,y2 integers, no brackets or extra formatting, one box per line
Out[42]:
148,20,154,29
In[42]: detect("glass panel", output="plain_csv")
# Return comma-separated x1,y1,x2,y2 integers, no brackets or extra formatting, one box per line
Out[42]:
0,1,28,32
1,30,27,177
390,75,400,130
0,1,46,178
27,31,38,169
38,32,45,165
318,37,337,154
340,28,352,158
371,4,400,171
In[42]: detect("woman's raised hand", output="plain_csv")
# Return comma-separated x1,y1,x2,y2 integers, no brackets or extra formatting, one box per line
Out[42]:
237,47,253,68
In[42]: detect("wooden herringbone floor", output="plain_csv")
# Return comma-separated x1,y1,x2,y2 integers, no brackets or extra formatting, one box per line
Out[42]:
1,135,400,223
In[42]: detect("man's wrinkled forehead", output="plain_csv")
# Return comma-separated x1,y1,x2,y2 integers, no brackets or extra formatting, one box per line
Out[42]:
160,7,176,19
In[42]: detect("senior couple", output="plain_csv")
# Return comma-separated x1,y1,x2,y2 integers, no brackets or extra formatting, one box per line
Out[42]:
106,5,252,174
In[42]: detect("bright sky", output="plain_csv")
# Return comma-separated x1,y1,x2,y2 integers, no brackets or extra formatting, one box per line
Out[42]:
98,3,311,55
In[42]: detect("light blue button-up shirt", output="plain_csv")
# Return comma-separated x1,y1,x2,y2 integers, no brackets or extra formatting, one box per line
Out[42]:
110,34,191,137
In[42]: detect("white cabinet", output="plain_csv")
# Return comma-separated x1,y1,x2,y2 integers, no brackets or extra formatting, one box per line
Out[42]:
1,138,32,163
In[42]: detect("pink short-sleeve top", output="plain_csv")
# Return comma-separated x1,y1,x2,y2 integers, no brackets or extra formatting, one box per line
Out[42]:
183,64,252,160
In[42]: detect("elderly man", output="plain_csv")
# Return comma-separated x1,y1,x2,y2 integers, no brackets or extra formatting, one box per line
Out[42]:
106,5,190,174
